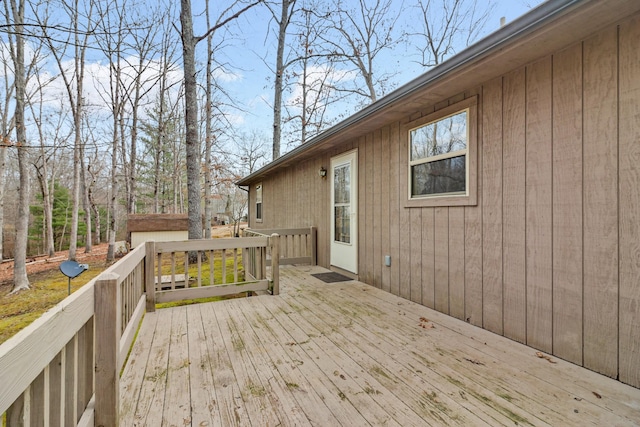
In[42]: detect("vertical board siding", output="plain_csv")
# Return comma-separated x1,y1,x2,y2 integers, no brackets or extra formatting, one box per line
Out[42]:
502,68,527,344
421,208,435,309
551,43,584,365
448,207,465,320
373,129,383,289
389,123,401,296
482,77,504,335
434,208,449,313
252,17,639,388
464,88,483,327
365,134,375,284
582,27,619,378
525,57,553,353
381,126,391,293
398,128,412,300
410,209,422,303
618,16,640,389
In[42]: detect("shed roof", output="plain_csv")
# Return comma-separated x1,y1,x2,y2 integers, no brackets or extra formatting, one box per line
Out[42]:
237,0,640,186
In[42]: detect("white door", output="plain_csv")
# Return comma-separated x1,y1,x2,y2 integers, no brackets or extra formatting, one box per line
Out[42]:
330,150,358,274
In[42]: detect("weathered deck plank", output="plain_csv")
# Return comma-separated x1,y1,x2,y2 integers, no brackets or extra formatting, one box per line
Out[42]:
120,266,640,426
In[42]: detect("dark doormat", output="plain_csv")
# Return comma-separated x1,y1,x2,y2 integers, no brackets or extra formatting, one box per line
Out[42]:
311,272,352,283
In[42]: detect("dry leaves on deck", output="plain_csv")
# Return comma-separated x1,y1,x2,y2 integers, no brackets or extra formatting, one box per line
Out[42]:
419,317,435,329
535,351,557,364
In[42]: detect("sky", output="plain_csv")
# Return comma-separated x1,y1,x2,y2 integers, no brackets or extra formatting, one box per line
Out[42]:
1,0,545,161
199,0,545,151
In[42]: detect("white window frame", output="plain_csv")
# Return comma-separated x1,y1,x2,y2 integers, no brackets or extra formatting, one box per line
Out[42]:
402,96,478,208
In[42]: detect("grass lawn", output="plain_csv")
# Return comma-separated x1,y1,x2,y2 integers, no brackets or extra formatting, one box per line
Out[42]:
0,262,105,345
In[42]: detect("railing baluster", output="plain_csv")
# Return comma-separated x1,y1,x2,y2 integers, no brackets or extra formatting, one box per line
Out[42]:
234,248,238,283
170,252,176,289
197,251,202,287
183,251,189,287
222,249,227,284
146,241,156,312
209,250,214,286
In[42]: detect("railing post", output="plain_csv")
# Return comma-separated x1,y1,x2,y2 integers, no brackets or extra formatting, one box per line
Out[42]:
270,233,280,295
145,241,156,312
95,272,120,427
310,226,317,266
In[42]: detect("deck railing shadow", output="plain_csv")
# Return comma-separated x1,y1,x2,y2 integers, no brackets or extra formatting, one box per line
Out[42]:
0,230,314,426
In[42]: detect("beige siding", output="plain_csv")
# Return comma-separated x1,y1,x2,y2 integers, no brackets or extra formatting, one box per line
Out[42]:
250,16,640,388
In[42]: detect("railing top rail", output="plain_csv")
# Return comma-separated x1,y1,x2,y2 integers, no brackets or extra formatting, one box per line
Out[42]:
245,227,314,237
103,243,146,285
154,236,269,253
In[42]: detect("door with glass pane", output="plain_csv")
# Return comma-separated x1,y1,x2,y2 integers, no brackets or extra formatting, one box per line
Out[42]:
330,150,358,274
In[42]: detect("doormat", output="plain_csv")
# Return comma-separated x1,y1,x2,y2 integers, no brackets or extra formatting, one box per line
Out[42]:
311,272,352,283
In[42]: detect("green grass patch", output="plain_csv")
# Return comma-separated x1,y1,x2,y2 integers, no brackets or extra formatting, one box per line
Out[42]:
0,263,104,345
157,250,245,286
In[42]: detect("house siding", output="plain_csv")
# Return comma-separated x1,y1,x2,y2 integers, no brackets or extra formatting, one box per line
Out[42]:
248,15,640,388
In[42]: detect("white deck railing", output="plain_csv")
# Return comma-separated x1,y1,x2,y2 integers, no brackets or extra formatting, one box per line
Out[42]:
0,234,287,426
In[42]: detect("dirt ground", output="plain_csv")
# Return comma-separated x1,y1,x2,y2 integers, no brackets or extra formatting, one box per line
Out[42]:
0,224,244,289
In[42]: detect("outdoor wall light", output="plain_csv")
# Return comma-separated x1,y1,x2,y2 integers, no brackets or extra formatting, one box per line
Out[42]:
319,167,327,178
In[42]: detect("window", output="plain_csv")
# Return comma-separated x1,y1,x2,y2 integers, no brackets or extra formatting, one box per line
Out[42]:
403,96,477,207
255,183,263,222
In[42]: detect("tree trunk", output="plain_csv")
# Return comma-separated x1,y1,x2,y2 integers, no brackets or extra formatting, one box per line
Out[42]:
204,0,213,239
10,0,29,292
0,143,5,263
180,0,202,241
272,0,291,160
81,152,92,253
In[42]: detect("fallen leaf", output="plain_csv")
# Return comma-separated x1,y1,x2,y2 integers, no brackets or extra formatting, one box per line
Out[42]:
535,352,557,363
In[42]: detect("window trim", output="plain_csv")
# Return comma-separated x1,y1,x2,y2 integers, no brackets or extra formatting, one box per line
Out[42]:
401,96,478,208
255,183,263,223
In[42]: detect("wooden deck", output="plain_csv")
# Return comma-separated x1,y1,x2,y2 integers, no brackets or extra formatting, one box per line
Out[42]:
119,266,640,426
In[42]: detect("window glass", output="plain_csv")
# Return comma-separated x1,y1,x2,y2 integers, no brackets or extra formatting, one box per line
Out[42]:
411,155,466,196
410,111,467,161
256,184,263,221
334,206,351,243
409,110,468,198
334,164,350,204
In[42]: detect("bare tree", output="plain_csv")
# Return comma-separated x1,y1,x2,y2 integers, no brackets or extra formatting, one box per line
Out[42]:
0,38,16,263
6,0,30,292
283,5,341,147
28,69,63,257
235,130,269,175
203,0,216,238
119,8,164,219
411,0,495,67
179,0,261,241
92,0,128,262
268,0,297,160
33,0,96,260
322,0,404,104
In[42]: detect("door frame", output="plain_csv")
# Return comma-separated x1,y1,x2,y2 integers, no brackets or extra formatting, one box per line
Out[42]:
330,149,358,274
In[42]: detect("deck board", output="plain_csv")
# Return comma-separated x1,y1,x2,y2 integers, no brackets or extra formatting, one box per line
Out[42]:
120,265,640,426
